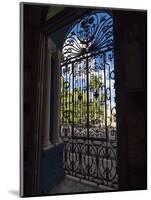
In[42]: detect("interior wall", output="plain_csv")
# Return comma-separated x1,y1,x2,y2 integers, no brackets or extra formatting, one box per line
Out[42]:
22,3,49,196
114,10,147,190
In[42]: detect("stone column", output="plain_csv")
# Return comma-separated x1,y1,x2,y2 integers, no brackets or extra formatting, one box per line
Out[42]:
41,39,56,149
51,50,63,145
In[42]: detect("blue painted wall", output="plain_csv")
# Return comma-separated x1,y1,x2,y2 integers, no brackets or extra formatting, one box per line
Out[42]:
40,143,65,194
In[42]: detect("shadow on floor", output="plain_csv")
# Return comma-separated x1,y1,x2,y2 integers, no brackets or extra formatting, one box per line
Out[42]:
49,177,103,194
8,190,19,197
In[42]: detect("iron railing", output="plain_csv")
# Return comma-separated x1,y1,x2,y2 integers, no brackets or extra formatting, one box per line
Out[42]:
60,11,118,189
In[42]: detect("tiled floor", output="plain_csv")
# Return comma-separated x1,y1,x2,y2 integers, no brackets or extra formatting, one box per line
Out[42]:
49,177,103,194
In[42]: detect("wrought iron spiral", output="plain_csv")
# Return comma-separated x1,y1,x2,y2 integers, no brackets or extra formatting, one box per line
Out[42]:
61,11,118,189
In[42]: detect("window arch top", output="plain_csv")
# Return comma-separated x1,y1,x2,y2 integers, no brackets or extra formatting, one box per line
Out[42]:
62,12,113,63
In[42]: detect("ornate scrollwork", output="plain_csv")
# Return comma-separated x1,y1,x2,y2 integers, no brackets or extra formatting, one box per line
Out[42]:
62,12,113,63
61,11,118,189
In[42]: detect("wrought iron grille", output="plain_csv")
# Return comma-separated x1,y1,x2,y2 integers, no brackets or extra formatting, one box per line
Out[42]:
60,11,118,189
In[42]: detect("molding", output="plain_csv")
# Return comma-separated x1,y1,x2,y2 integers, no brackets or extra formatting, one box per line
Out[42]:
42,143,55,151
48,37,57,53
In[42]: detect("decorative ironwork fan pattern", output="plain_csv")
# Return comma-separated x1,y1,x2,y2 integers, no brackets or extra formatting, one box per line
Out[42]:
60,11,118,189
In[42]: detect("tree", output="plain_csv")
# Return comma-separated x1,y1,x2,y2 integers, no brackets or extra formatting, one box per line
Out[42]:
60,72,105,127
89,74,103,90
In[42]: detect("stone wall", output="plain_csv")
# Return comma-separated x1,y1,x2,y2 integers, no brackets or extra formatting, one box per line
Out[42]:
40,143,65,194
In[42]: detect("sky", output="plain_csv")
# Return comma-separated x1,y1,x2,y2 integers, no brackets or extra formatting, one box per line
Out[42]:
61,11,116,127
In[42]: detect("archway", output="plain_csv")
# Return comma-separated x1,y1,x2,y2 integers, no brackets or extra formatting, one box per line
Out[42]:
60,11,118,189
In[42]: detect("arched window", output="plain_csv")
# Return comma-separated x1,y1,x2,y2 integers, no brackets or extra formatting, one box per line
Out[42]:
60,11,118,189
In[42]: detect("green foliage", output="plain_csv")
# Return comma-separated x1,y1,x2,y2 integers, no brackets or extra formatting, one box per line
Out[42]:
89,74,103,90
61,74,105,126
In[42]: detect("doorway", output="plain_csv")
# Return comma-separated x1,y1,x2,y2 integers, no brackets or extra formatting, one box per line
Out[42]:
60,11,118,189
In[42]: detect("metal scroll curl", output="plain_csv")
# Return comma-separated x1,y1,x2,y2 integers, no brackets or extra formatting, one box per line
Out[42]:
62,12,113,63
61,11,118,189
